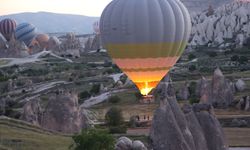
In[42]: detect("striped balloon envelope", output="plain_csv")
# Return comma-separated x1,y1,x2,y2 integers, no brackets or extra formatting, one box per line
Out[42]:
100,0,191,95
15,23,37,46
0,18,17,41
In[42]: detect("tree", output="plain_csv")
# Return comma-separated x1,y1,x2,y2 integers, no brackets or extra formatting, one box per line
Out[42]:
105,107,124,126
188,65,196,72
243,37,250,48
188,53,196,61
90,84,100,95
231,55,239,61
239,56,248,64
71,128,115,150
108,95,121,104
206,51,217,57
78,91,91,103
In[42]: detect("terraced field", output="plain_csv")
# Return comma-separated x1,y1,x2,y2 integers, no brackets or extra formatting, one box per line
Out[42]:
0,117,72,150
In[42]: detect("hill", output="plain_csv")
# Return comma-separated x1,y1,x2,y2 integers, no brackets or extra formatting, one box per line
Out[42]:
0,116,72,150
0,12,99,34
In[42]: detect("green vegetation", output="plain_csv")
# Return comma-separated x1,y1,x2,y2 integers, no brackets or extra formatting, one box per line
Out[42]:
90,84,101,95
105,107,127,134
108,95,121,104
71,129,115,150
78,91,91,103
188,53,196,61
0,117,72,150
105,107,124,126
188,65,197,72
206,51,217,57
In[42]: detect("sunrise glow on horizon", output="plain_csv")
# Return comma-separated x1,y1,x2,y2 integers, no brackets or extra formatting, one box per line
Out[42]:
0,0,113,16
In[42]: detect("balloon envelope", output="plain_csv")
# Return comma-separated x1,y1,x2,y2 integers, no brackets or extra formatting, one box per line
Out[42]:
15,23,37,46
100,0,191,95
0,18,17,41
35,33,49,49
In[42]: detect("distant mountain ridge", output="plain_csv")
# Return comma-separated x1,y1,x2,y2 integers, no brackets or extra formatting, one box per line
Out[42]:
0,12,99,34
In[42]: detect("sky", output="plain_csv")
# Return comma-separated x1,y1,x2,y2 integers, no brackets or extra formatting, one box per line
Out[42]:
0,0,113,16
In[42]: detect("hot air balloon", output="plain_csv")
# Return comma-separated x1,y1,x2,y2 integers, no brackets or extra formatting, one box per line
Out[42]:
35,33,49,49
100,0,191,95
93,21,100,35
15,23,37,47
0,33,7,49
0,18,17,41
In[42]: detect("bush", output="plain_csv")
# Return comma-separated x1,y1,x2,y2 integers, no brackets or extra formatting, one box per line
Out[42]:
109,125,127,134
189,98,200,104
238,56,248,64
188,81,197,99
78,91,91,103
90,84,100,95
108,95,121,104
188,65,196,71
231,55,239,61
206,51,217,57
188,53,196,61
243,37,250,48
71,129,115,150
105,107,124,126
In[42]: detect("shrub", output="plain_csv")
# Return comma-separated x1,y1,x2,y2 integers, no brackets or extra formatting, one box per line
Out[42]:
90,84,100,95
188,53,196,61
189,98,200,104
105,107,124,126
188,65,196,71
71,129,115,150
238,56,248,64
78,91,91,103
231,55,239,61
109,125,127,134
108,95,121,104
188,81,197,99
206,51,217,57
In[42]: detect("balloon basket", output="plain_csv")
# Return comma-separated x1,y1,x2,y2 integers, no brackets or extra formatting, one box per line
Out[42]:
140,95,155,104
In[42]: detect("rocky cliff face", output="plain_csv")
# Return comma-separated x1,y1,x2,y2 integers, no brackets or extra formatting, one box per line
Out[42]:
21,99,42,126
190,1,250,48
150,81,228,150
196,68,234,108
41,91,87,133
181,0,233,12
21,91,88,134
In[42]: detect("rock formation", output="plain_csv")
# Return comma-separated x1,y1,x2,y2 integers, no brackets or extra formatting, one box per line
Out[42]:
190,1,250,48
181,0,232,12
235,79,246,92
21,99,42,126
84,35,101,51
0,98,6,115
211,68,233,108
177,82,190,100
41,91,87,133
150,80,228,150
196,68,234,108
132,141,147,150
235,96,250,111
115,137,147,150
116,137,133,150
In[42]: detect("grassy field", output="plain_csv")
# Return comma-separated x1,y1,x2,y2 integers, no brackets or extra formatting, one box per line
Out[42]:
0,117,72,150
224,128,250,147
